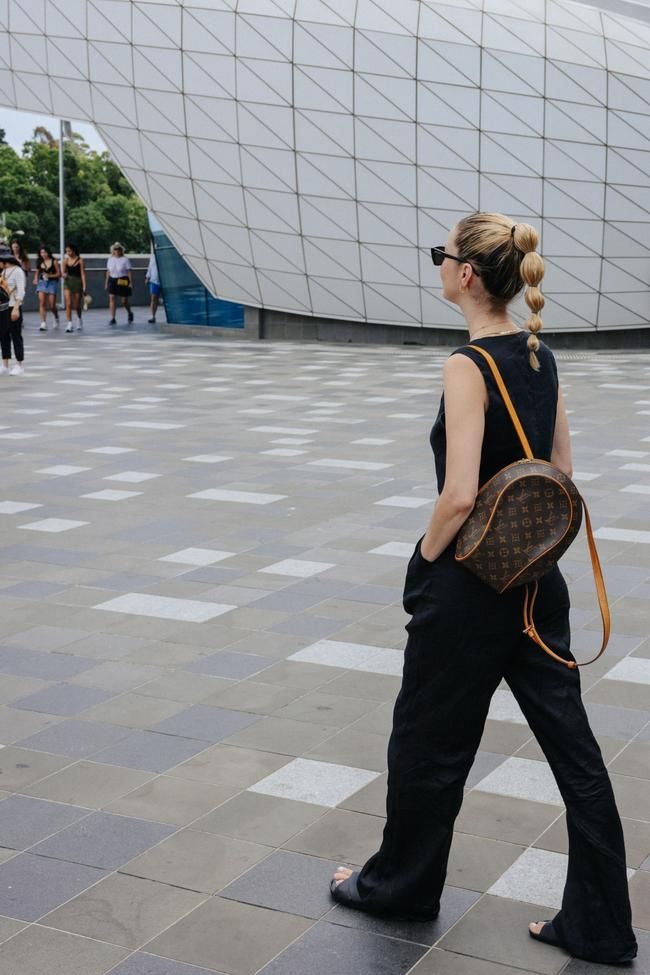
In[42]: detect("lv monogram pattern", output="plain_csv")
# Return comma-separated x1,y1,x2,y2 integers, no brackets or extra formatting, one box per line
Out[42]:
456,459,583,593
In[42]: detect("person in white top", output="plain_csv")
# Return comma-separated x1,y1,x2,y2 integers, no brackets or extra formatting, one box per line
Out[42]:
0,249,27,375
145,252,161,324
105,242,133,326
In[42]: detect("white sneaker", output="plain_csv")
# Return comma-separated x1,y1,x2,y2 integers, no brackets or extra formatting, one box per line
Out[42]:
76,321,83,331
53,320,60,330
39,322,47,331
65,323,73,333
0,365,9,375
9,364,24,376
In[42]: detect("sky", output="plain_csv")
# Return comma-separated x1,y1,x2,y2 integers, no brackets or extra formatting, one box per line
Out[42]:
0,109,106,154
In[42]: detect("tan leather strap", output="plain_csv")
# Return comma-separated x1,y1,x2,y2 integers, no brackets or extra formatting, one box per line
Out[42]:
464,344,610,668
467,344,534,459
522,497,610,668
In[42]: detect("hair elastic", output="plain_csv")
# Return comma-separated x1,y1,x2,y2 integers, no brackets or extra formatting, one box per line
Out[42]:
511,224,517,236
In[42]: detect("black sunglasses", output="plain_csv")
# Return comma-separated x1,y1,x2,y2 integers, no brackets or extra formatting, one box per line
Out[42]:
431,246,481,276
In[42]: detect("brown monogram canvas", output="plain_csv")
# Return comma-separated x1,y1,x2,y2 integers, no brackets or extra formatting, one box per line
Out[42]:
455,459,583,593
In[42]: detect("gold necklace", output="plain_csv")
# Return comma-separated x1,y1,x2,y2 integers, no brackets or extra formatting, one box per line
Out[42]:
471,322,519,339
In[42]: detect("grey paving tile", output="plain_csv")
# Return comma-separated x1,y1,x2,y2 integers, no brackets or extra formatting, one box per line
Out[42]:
122,828,270,893
3,581,68,599
0,852,105,921
145,897,312,975
13,683,114,716
109,954,227,975
151,706,261,743
104,775,235,826
223,717,334,756
0,794,90,850
221,850,340,918
169,743,291,789
0,646,96,679
283,808,383,866
17,718,131,758
408,948,531,975
0,916,27,944
257,918,428,975
0,746,69,790
30,811,175,868
456,791,561,846
195,791,327,846
0,924,128,975
438,894,569,974
183,651,272,679
24,761,155,807
92,730,212,772
329,883,481,946
43,872,206,949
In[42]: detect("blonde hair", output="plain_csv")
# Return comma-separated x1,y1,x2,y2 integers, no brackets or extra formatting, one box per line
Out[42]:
455,212,545,370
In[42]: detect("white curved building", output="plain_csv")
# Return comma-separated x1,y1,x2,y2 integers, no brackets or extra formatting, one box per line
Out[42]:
2,0,650,335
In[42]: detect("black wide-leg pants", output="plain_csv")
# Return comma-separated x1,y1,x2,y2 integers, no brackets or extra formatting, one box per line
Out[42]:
0,307,24,362
355,543,637,965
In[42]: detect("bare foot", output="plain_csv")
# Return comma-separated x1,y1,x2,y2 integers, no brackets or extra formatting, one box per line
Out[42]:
529,922,545,936
332,866,353,888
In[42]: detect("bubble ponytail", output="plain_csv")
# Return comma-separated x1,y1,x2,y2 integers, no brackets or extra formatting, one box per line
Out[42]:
514,225,545,371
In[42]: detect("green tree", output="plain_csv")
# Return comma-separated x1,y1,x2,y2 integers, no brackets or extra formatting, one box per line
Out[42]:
0,128,150,253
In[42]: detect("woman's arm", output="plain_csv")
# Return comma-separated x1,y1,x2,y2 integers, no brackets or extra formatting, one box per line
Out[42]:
51,259,61,279
551,386,572,478
420,354,485,562
80,257,87,291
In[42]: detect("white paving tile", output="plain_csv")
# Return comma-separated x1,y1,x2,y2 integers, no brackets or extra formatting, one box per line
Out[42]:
604,657,650,685
95,593,236,623
0,501,42,514
86,447,136,455
375,496,433,508
620,484,650,495
82,490,143,501
289,640,404,677
487,689,528,725
370,542,414,557
309,459,392,471
608,450,648,458
189,489,286,505
488,849,569,909
250,426,317,435
20,518,88,534
104,471,160,483
474,757,562,805
620,463,650,472
270,438,313,446
260,559,335,578
118,422,184,430
160,548,235,566
36,465,91,476
352,438,394,445
184,455,231,464
594,527,650,544
489,848,634,909
41,421,83,428
0,432,39,439
572,472,601,482
248,758,380,807
261,449,307,457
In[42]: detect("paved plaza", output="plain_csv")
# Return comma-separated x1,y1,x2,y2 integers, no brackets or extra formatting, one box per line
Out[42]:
0,313,648,975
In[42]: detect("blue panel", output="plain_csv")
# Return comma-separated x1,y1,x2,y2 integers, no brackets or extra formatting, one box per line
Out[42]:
149,215,244,329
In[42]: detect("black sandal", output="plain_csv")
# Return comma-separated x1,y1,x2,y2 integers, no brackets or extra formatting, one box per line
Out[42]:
530,922,637,965
330,871,438,923
529,921,565,949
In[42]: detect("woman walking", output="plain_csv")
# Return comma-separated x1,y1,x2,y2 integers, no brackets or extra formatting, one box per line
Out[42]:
330,212,637,966
62,243,86,332
105,242,133,326
10,238,31,275
34,245,61,331
0,248,26,375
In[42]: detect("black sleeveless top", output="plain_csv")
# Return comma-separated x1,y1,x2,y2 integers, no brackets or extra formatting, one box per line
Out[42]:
430,332,559,494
